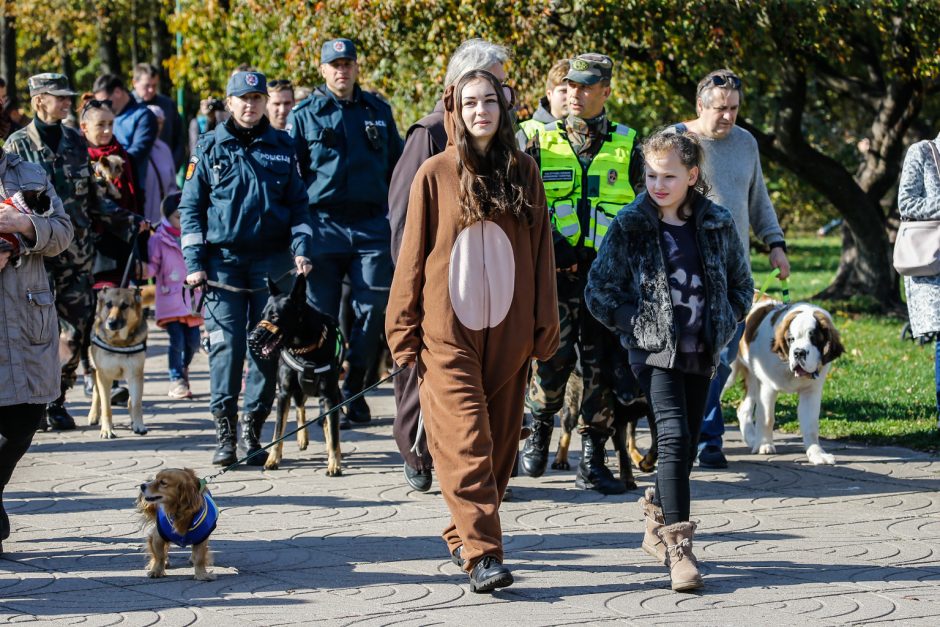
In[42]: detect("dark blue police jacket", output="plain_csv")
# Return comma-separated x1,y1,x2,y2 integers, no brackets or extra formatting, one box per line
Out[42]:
288,84,403,219
178,119,314,274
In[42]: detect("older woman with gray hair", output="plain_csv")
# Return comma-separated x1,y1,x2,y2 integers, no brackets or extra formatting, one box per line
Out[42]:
387,38,512,493
0,151,73,554
897,135,940,429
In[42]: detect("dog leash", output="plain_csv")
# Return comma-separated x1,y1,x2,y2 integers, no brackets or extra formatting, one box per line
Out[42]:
198,365,406,490
756,267,790,304
197,268,298,295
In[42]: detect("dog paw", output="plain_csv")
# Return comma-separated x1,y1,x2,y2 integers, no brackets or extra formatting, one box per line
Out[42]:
132,425,148,435
551,460,570,471
297,436,309,451
807,445,835,465
326,465,342,477
99,429,118,439
146,569,166,578
622,479,638,491
263,460,279,471
194,570,217,581
756,443,776,455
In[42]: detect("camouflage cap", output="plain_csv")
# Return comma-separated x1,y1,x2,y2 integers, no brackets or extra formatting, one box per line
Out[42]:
27,73,77,97
565,54,613,86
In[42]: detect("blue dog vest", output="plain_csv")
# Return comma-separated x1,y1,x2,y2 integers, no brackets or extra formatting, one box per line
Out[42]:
157,492,219,547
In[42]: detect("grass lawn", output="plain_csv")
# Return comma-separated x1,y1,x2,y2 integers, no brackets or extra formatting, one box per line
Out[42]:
721,236,940,453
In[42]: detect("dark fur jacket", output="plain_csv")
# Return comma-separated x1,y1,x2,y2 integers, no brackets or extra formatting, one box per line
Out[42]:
585,190,753,372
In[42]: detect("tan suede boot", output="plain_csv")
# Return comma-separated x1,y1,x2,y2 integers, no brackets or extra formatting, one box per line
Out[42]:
638,487,666,564
657,521,703,592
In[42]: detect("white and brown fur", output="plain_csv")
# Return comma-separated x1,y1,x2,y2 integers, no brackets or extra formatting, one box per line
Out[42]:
93,155,125,201
552,372,656,489
730,297,845,465
88,286,148,437
137,468,215,581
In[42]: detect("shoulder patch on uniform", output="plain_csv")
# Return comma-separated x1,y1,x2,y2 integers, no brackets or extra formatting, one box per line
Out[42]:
543,170,574,182
185,155,198,181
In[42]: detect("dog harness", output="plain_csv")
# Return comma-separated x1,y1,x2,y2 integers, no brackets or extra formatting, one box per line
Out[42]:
157,492,219,548
91,333,147,354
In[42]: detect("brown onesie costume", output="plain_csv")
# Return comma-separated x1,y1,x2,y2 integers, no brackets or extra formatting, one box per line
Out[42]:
386,139,559,572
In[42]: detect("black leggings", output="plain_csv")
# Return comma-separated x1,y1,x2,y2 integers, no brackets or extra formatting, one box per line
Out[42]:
1,404,44,493
637,367,710,525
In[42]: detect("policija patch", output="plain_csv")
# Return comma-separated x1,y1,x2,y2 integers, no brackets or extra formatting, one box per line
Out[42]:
542,170,574,183
185,156,198,181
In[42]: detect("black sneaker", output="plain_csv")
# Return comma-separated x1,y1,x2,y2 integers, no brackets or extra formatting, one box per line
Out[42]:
403,463,432,492
698,445,729,469
110,384,130,406
469,556,513,593
46,403,76,431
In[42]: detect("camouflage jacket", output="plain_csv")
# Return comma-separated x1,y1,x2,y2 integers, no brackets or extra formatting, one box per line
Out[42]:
4,121,138,273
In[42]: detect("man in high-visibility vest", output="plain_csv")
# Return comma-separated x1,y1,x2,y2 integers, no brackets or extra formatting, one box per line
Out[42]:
521,53,644,495
515,59,570,149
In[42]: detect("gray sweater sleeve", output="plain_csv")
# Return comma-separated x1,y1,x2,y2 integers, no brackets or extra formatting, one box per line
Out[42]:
745,133,785,245
898,139,940,221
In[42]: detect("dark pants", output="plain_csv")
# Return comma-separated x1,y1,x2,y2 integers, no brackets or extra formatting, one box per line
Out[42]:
306,213,392,373
393,365,431,470
935,338,940,425
1,404,45,534
204,252,290,418
637,367,710,525
699,321,745,450
166,321,201,382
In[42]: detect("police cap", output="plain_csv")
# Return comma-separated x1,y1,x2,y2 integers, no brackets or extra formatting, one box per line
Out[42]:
321,39,357,65
227,71,267,98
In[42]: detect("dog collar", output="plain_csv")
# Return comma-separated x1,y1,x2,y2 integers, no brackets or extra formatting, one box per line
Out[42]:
157,492,219,548
91,333,147,354
281,348,334,375
288,326,329,356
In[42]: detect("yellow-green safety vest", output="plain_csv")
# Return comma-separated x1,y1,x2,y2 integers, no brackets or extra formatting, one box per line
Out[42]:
539,122,637,250
519,118,548,141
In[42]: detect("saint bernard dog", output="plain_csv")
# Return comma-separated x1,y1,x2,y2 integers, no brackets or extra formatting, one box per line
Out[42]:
731,299,845,465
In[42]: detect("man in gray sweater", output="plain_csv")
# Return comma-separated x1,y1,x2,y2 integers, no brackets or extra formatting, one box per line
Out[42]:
673,69,790,469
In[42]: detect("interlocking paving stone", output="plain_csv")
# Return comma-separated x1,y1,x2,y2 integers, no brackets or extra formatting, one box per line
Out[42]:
2,327,939,624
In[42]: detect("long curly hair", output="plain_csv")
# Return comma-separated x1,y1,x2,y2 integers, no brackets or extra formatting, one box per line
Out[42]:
444,70,533,228
642,129,711,221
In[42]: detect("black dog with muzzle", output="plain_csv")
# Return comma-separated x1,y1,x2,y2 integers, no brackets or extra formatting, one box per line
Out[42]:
248,274,345,474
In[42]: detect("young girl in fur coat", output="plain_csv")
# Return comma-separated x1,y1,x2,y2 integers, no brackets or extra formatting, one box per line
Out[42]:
386,69,559,593
585,130,753,592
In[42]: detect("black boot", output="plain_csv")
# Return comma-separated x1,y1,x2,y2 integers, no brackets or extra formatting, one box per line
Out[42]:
340,366,372,429
239,412,268,466
212,414,237,466
45,394,76,431
575,430,627,495
469,556,514,593
520,415,553,478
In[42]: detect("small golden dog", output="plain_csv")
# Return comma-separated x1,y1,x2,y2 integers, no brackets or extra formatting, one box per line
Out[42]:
137,468,218,581
88,286,148,437
93,155,125,201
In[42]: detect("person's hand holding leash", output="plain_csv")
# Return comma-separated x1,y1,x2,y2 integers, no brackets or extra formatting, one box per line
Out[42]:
186,271,207,286
769,248,791,280
294,256,313,276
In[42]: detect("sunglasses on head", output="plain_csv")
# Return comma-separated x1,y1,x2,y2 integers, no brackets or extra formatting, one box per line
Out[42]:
82,98,112,113
709,74,741,90
268,79,293,89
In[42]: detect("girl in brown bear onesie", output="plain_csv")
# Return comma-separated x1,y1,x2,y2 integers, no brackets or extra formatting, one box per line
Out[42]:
386,69,559,593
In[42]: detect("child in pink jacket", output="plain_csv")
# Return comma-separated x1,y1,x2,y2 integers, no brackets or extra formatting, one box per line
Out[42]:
148,192,203,399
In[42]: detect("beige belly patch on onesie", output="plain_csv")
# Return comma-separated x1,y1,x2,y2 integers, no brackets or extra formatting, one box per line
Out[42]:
448,220,515,331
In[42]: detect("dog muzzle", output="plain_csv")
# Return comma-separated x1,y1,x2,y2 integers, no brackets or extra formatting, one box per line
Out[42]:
248,320,283,361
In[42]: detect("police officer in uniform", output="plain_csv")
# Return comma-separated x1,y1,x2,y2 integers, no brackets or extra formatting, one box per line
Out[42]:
5,73,142,431
520,54,644,494
289,39,403,428
180,71,314,466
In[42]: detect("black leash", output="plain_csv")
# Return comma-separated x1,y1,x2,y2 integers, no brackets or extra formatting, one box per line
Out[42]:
199,268,298,295
199,365,405,488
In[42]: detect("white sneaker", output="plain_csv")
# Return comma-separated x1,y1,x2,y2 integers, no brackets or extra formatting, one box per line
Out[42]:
167,380,192,399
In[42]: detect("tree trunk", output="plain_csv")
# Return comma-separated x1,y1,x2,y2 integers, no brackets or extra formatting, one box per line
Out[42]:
0,12,16,108
150,1,173,92
58,24,75,91
97,4,121,76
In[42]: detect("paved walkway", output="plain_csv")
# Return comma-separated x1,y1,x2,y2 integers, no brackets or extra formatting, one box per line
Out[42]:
2,328,940,626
